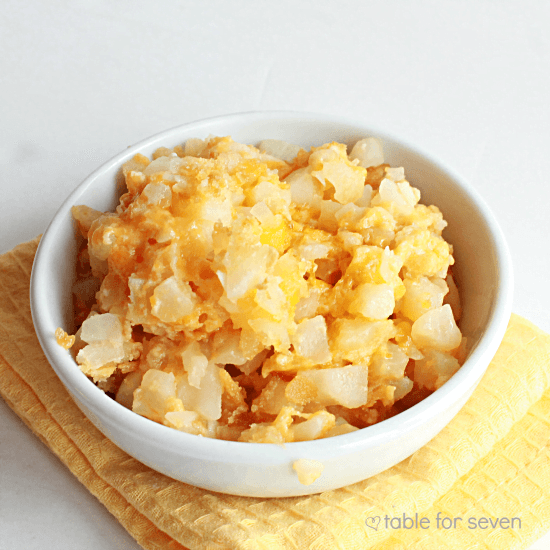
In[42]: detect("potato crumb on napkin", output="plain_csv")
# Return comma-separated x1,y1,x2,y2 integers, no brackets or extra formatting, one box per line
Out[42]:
292,458,324,485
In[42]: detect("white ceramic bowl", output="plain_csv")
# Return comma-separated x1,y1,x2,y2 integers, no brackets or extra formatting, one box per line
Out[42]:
30,111,513,497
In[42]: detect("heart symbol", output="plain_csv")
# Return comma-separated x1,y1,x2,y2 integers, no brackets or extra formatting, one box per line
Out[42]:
365,516,381,530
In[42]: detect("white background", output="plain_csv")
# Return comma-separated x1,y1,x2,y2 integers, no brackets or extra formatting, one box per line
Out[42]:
1,1,549,549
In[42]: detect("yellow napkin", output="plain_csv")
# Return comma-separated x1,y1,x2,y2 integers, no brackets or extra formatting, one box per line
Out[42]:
1,237,550,550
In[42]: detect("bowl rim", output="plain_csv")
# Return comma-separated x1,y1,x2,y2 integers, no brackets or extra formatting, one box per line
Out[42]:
30,110,514,459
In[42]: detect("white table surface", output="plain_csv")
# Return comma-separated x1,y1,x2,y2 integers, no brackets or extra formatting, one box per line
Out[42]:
1,1,549,549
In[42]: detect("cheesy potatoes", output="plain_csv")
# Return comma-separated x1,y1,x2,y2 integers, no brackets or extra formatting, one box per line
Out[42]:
58,136,464,443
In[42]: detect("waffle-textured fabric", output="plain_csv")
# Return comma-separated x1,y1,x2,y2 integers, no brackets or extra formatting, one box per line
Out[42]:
1,237,550,550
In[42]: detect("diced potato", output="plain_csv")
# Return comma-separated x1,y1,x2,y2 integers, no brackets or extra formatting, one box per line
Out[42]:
371,178,420,216
354,184,373,207
211,327,248,366
285,374,317,406
116,370,143,409
291,411,335,442
411,304,462,352
249,180,291,212
164,411,208,436
258,139,302,163
75,313,126,380
399,276,448,322
323,418,360,437
291,316,331,364
252,376,289,415
141,182,172,206
250,201,275,225
317,200,342,233
337,230,363,251
296,242,331,261
349,137,384,168
294,288,322,322
176,363,223,421
391,376,414,401
76,342,124,370
334,203,366,229
80,313,123,344
200,196,233,226
239,423,286,444
385,167,405,182
285,168,323,212
184,137,208,156
414,349,461,390
143,155,184,176
221,244,278,301
370,343,409,380
348,283,395,320
237,348,270,375
301,365,369,408
330,319,396,362
314,160,366,205
181,341,208,388
133,369,183,423
71,205,103,238
151,276,198,322
248,317,291,352
444,272,462,321
122,153,150,176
